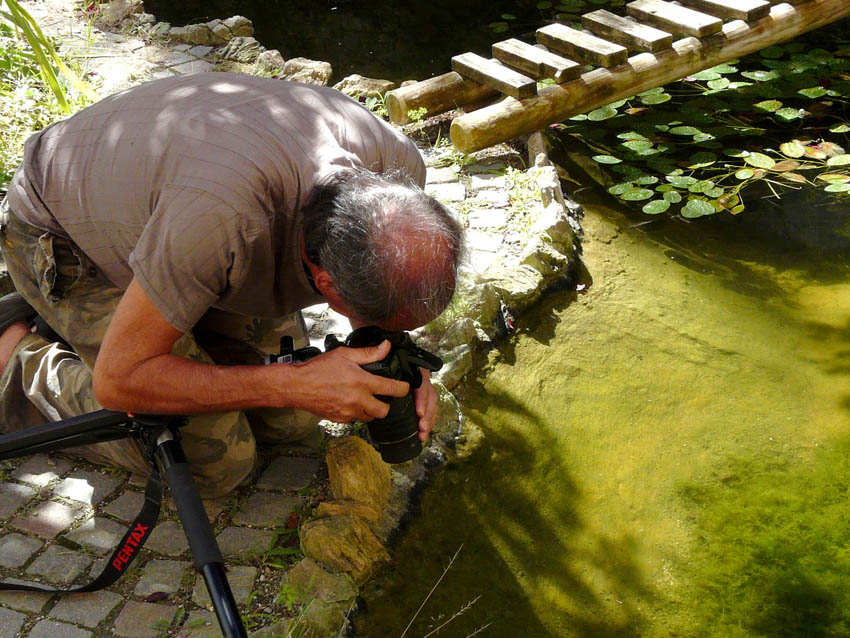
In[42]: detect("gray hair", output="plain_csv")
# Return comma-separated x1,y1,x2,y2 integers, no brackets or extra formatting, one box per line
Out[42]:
302,167,463,327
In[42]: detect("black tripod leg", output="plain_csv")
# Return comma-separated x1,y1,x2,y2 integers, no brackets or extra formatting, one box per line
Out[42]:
154,429,248,638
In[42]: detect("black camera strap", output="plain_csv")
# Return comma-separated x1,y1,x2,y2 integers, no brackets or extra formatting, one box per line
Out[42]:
0,462,162,593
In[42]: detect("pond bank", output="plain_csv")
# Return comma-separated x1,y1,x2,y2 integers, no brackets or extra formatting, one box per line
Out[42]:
0,3,584,636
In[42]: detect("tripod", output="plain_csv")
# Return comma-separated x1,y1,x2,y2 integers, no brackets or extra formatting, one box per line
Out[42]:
0,409,248,638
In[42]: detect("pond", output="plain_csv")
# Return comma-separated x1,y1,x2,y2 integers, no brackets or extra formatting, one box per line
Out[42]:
140,0,535,84
354,186,850,637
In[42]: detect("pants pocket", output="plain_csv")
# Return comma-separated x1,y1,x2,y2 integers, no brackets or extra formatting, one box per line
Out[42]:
34,233,83,303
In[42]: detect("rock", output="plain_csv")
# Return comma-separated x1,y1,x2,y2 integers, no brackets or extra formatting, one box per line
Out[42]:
477,264,544,310
332,74,396,99
530,201,576,249
326,436,390,513
316,499,381,522
223,16,254,38
437,317,478,353
215,36,264,63
300,515,388,584
283,558,356,604
171,23,214,46
519,240,570,277
209,20,232,45
435,345,472,390
281,58,333,86
149,22,170,37
256,49,285,73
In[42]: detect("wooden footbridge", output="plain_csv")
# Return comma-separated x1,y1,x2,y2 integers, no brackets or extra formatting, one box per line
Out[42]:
386,0,850,152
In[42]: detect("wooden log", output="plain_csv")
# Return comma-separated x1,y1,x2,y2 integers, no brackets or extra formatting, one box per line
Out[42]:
492,39,582,83
676,0,771,22
386,72,498,125
536,23,629,67
451,0,850,152
627,0,724,37
451,52,538,99
581,9,673,52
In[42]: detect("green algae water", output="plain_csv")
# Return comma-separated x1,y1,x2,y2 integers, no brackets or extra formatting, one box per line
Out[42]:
354,191,850,638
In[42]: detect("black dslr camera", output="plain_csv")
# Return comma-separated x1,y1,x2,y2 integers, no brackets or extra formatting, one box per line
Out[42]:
271,326,443,463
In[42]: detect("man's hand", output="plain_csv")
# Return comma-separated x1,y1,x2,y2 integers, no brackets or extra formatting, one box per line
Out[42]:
285,341,410,424
414,368,438,441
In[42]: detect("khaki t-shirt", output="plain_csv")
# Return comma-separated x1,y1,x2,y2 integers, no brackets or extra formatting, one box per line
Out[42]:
7,73,425,333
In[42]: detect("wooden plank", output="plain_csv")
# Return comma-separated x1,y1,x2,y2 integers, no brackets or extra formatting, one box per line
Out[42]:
451,0,850,152
581,9,673,52
451,52,537,99
536,23,629,67
676,0,771,21
627,0,724,37
492,39,582,83
386,72,499,125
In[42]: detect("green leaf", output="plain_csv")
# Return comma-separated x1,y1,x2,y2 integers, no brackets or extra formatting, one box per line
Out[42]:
707,78,731,91
617,131,649,141
817,173,850,183
760,46,784,59
744,153,776,169
491,23,509,33
641,93,671,105
681,199,715,218
826,154,850,167
612,164,642,176
688,152,717,168
824,183,850,193
621,188,654,201
754,100,783,112
780,141,806,158
741,70,781,82
830,124,850,133
639,87,666,96
704,187,725,198
663,190,682,204
634,175,659,185
642,199,670,214
592,155,622,164
689,180,715,194
690,70,721,81
670,126,702,136
588,105,618,121
724,148,748,158
666,175,698,187
709,63,738,74
798,87,828,99
500,13,517,19
608,182,634,195
775,107,801,121
736,168,754,180
620,140,654,152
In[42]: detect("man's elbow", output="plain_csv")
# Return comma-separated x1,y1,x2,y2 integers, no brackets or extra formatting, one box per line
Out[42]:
92,362,128,411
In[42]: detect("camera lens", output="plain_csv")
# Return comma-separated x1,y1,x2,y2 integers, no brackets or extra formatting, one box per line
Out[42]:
367,393,422,464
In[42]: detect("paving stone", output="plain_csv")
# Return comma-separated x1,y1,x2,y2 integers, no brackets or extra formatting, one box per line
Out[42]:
424,182,466,203
134,559,190,597
165,494,227,523
180,610,220,637
49,590,123,627
52,469,124,505
468,207,509,229
12,500,86,539
27,618,91,638
0,606,27,636
215,527,274,559
27,543,91,585
0,481,36,518
232,492,304,527
148,69,176,81
0,532,43,568
145,520,189,556
163,51,196,66
188,45,213,57
466,229,505,253
11,455,73,487
257,457,321,491
64,516,128,554
469,174,507,190
0,581,52,612
425,166,460,184
192,565,257,609
171,59,215,75
102,491,145,522
113,600,178,638
466,161,507,173
474,189,511,207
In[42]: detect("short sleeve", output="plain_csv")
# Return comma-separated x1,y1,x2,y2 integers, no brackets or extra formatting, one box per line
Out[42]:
129,185,249,334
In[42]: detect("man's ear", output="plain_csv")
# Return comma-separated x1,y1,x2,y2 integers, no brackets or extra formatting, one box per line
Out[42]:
313,269,338,299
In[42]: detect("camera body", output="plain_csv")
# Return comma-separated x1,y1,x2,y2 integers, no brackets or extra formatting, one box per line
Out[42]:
272,326,442,463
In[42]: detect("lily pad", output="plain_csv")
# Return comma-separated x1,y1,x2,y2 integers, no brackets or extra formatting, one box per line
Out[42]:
707,78,731,91
826,154,850,167
780,141,806,158
666,175,698,187
741,70,781,82
735,168,754,180
663,190,683,204
688,152,717,168
670,126,702,136
641,93,672,105
754,100,783,112
608,182,634,195
781,172,807,183
642,199,670,214
681,199,715,218
830,123,850,133
824,183,850,193
621,188,654,201
817,173,850,183
689,180,716,194
744,153,776,169
620,140,654,152
798,87,828,99
592,154,622,164
775,108,801,121
588,105,618,121
772,160,800,172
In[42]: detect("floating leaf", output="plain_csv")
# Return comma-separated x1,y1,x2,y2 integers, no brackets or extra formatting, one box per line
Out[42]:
617,131,649,141
634,175,659,185
588,105,618,120
744,152,776,169
724,148,748,158
718,194,740,209
760,46,784,59
608,182,634,195
490,22,510,33
688,152,717,168
670,126,702,136
681,199,715,218
754,100,783,112
500,13,517,19
689,180,715,194
736,168,754,180
705,187,725,198
592,154,622,164
741,70,781,82
731,204,746,215
781,172,807,183
826,154,850,166
830,123,850,133
621,188,654,201
667,175,698,187
710,63,738,74
772,160,800,172
642,199,670,214
663,190,683,203
776,107,801,121
818,142,845,158
707,78,731,90
817,173,850,183
641,93,672,105
824,183,850,192
694,133,717,143
690,70,721,81
612,164,642,176
620,140,654,152
780,141,806,158
798,87,828,99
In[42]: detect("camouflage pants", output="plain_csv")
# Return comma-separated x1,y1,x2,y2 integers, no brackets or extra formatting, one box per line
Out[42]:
0,201,319,497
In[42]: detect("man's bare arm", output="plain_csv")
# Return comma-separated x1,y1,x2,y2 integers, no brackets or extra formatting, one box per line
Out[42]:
92,278,409,423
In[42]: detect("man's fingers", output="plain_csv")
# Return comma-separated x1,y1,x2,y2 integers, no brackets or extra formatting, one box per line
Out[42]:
342,340,392,365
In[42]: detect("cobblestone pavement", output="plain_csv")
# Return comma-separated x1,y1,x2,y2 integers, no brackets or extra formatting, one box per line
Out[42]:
0,2,527,636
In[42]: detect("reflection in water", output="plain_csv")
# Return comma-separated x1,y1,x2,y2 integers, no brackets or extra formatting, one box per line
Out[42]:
355,190,850,637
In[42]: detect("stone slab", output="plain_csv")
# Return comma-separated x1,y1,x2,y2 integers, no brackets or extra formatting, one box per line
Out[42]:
11,455,72,487
215,527,274,559
256,457,321,491
180,610,220,637
102,491,145,522
27,618,92,638
27,543,92,585
468,208,509,229
0,482,36,518
192,564,257,609
113,601,178,638
52,469,124,505
64,516,128,554
0,606,26,636
0,582,52,613
145,520,189,556
425,166,460,184
134,559,191,596
232,492,304,527
49,590,124,627
425,182,466,203
12,500,86,539
171,59,215,75
0,532,43,568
